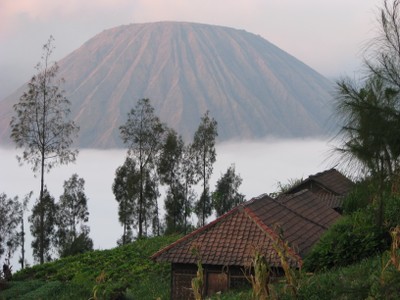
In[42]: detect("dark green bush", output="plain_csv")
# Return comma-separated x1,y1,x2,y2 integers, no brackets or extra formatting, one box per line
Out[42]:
342,180,375,215
303,208,388,272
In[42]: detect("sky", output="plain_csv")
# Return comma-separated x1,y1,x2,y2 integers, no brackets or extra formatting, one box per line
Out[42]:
0,0,379,99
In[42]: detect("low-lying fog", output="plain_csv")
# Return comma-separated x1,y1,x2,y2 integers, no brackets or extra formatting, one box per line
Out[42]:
0,138,338,269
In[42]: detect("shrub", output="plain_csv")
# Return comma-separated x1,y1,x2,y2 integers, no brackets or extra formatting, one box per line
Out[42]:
303,208,388,272
342,180,375,215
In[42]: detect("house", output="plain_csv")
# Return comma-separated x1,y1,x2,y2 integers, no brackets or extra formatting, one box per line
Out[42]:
284,168,354,212
151,189,341,299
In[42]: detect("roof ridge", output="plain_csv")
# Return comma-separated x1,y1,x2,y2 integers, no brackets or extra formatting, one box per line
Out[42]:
308,168,336,179
243,206,303,267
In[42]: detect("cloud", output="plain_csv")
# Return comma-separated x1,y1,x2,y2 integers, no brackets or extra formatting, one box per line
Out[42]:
1,138,339,270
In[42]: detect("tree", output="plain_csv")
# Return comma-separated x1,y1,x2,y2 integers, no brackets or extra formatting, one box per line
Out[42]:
181,144,197,233
10,36,79,264
113,157,140,245
18,192,32,269
366,0,400,90
0,193,21,268
158,129,187,234
119,98,165,238
192,111,218,226
334,0,400,227
336,76,400,179
30,188,57,263
143,169,161,236
212,165,245,216
56,174,92,257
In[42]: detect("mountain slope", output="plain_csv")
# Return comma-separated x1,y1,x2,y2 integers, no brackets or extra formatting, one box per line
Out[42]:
0,22,334,148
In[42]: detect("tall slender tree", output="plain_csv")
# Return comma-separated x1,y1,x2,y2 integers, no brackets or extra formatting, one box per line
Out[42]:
10,36,78,264
18,192,32,269
158,129,187,234
56,174,92,257
119,98,165,238
181,144,197,233
192,111,218,226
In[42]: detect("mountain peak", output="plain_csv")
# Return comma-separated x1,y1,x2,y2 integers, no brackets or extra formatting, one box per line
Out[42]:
0,22,334,148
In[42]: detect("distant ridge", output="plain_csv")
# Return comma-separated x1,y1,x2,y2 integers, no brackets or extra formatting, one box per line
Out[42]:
0,21,334,148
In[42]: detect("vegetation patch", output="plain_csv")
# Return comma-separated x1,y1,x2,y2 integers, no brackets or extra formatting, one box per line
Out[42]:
1,235,180,299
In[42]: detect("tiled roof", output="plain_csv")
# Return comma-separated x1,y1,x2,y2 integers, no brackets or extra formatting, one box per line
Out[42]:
152,191,340,267
286,168,354,197
248,191,340,256
151,205,294,267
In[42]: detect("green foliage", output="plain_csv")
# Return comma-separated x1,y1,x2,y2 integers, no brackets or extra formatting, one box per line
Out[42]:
0,193,21,267
29,189,57,263
384,194,400,228
335,75,400,179
56,173,92,258
192,110,218,226
113,157,140,245
341,180,374,215
303,208,388,272
60,232,93,258
212,164,245,217
3,235,180,299
119,98,165,238
194,188,213,226
208,254,400,299
269,177,303,198
158,129,192,235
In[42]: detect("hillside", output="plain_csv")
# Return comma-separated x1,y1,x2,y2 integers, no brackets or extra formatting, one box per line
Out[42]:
2,235,400,300
0,235,180,299
0,22,334,148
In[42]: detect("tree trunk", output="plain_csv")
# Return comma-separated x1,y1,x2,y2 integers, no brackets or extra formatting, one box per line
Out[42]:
138,163,143,238
39,151,45,264
202,149,206,227
20,217,25,269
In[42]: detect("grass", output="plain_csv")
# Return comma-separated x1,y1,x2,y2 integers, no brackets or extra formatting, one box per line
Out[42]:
0,234,180,300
